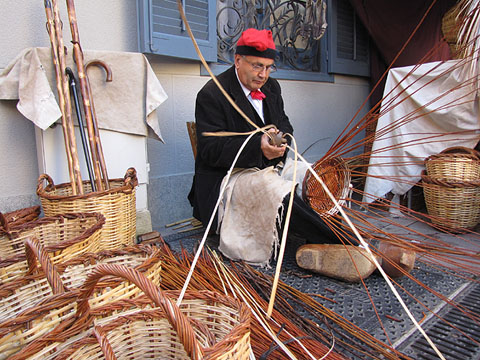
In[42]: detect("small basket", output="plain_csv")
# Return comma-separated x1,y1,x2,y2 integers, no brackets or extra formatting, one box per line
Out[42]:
0,212,104,284
0,205,41,232
302,156,351,217
37,168,138,251
422,171,480,231
0,239,163,358
425,152,480,182
13,264,251,360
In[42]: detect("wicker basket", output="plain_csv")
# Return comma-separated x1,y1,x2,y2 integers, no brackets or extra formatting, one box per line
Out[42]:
0,240,163,358
0,212,104,284
425,152,480,182
422,171,480,231
442,2,463,58
302,156,351,217
0,205,41,232
15,264,251,360
37,168,138,251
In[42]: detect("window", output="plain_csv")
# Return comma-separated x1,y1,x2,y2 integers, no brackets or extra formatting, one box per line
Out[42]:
137,0,217,62
137,0,370,80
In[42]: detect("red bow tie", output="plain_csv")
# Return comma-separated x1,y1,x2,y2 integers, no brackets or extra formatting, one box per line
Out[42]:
250,90,266,100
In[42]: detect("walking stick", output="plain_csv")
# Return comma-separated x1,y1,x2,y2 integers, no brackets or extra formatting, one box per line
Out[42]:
85,60,112,190
43,0,83,195
66,67,96,192
65,0,105,191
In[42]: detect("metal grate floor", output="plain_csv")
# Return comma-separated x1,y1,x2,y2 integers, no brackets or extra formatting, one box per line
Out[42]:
396,282,480,360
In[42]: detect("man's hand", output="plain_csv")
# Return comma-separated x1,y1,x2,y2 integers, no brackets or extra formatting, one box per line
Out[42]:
261,128,286,160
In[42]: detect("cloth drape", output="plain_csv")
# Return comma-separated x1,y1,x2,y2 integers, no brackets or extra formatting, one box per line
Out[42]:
0,47,167,141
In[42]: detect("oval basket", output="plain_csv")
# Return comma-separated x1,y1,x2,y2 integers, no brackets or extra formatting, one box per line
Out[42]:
302,156,351,218
0,205,41,232
0,212,105,284
425,152,480,182
422,171,480,231
14,264,251,360
37,168,138,251
0,240,163,359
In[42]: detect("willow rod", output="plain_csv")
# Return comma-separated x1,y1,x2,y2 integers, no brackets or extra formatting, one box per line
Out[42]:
65,0,106,191
43,0,83,195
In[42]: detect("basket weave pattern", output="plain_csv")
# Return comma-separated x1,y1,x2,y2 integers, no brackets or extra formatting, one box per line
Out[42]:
37,168,138,251
0,212,104,284
0,242,163,359
12,264,251,360
302,157,351,218
423,147,480,231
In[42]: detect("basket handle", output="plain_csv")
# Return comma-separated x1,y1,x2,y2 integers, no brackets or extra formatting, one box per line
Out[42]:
36,173,56,195
123,167,138,188
24,237,67,294
0,212,10,233
93,325,118,360
76,263,204,360
439,146,480,159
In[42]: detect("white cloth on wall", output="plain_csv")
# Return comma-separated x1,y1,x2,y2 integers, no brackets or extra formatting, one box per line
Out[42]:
217,166,294,267
0,47,168,142
363,60,480,203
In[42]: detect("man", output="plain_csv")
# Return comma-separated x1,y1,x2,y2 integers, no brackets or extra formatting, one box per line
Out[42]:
188,28,293,230
188,28,410,281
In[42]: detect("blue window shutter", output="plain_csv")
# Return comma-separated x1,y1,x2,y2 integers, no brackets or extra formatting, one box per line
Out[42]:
137,0,217,62
328,0,370,77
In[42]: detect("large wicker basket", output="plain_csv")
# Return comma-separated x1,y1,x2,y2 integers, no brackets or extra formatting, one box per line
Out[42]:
302,156,351,217
0,240,163,358
13,264,252,360
37,168,138,251
422,171,480,231
0,212,104,284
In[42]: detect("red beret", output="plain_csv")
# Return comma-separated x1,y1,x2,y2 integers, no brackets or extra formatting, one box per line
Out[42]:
235,28,277,59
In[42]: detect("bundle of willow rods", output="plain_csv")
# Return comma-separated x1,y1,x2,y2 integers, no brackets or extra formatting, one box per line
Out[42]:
66,0,109,191
43,0,83,195
153,238,409,359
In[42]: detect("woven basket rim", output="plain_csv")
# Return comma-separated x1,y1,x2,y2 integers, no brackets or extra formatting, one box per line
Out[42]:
421,171,480,188
0,212,105,267
36,168,138,201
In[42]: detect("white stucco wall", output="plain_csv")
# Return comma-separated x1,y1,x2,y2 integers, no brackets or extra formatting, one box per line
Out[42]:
0,1,370,231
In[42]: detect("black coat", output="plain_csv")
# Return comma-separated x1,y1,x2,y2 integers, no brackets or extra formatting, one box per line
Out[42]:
188,66,294,227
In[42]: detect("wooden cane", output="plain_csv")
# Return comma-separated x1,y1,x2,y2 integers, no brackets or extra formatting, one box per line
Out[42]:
44,0,83,195
65,0,105,191
85,59,112,190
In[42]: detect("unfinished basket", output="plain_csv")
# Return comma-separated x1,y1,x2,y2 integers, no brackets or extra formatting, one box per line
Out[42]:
425,152,480,182
37,168,138,251
0,212,104,284
422,171,480,231
15,264,251,360
302,156,351,217
0,239,163,359
0,205,41,232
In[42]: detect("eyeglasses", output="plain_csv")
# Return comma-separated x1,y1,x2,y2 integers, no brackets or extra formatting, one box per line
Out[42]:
241,56,277,73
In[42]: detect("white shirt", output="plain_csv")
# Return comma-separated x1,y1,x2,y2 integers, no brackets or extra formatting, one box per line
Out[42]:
235,68,264,123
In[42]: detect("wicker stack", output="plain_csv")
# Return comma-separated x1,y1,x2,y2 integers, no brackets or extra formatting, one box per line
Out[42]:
422,146,480,231
3,262,251,360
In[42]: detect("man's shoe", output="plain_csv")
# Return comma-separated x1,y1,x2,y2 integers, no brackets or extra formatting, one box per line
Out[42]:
378,242,416,278
296,244,380,282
